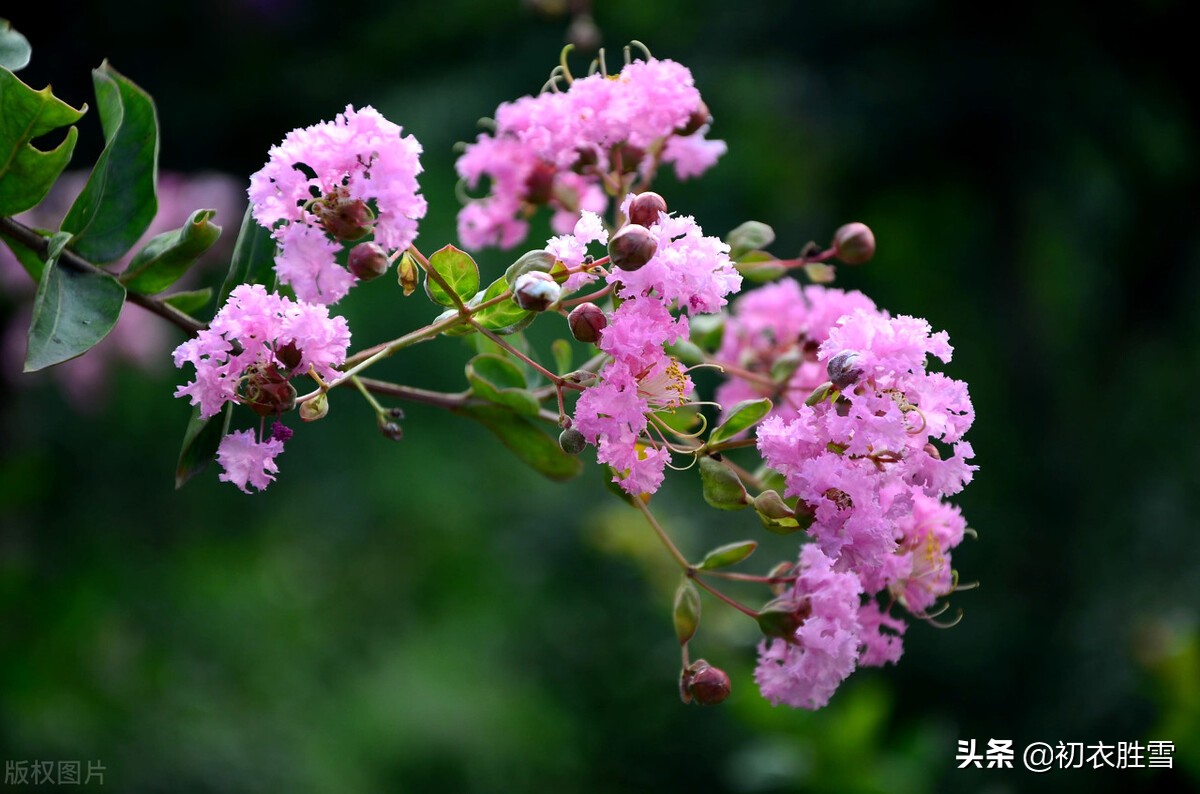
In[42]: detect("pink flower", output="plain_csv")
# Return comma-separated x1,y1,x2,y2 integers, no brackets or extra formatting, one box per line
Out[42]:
216,430,284,493
249,105,426,304
455,57,724,250
608,203,742,314
714,280,878,422
856,599,907,667
755,545,864,709
173,284,350,419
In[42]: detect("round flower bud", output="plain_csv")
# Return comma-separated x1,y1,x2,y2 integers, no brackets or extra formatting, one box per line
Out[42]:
756,596,813,639
628,191,668,228
826,351,863,391
348,242,389,281
523,160,557,205
558,427,586,455
513,271,561,312
607,224,658,271
832,222,875,265
299,393,329,422
315,196,374,241
567,303,608,344
378,418,404,442
677,100,711,136
611,142,645,173
683,660,731,706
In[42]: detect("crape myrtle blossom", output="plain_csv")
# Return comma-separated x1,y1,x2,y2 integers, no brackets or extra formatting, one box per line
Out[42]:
750,308,975,707
248,105,426,304
714,280,878,421
173,285,350,492
755,544,863,710
565,197,740,495
456,57,725,250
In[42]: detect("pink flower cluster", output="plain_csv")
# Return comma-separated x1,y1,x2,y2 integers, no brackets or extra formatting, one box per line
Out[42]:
714,280,878,420
173,284,351,492
740,294,974,708
248,105,426,304
570,199,741,495
456,58,725,250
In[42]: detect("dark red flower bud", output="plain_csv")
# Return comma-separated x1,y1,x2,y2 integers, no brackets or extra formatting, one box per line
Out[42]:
608,224,658,271
682,660,731,706
628,191,668,228
523,160,557,205
611,142,645,174
567,303,608,344
348,242,389,281
513,271,561,312
826,351,863,391
832,222,875,265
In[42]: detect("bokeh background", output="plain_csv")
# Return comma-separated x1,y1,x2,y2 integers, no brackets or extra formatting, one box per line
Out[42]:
2,1,1198,792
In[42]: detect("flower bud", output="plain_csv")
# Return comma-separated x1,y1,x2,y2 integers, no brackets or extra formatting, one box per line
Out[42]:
378,418,404,442
397,250,419,296
299,393,328,422
682,660,731,706
611,142,645,173
316,196,374,241
567,303,607,344
348,242,389,281
832,222,875,265
608,224,657,271
826,351,863,391
513,271,561,311
628,191,668,228
523,160,557,205
558,427,586,455
753,490,793,520
756,596,813,640
677,100,711,136
243,364,296,417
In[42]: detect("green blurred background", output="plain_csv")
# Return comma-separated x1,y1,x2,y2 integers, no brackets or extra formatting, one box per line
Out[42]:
2,1,1198,792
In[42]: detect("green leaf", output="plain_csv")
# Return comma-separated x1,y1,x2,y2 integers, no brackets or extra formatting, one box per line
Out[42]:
708,398,772,447
697,540,758,570
465,353,540,416
727,220,775,260
454,404,582,481
175,403,231,489
424,244,480,307
60,61,158,264
601,465,638,507
24,234,127,371
162,287,213,315
551,338,572,374
0,225,49,281
673,578,701,645
0,68,86,216
217,205,276,309
698,456,749,511
735,250,787,283
121,208,221,293
464,274,534,335
0,19,32,72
